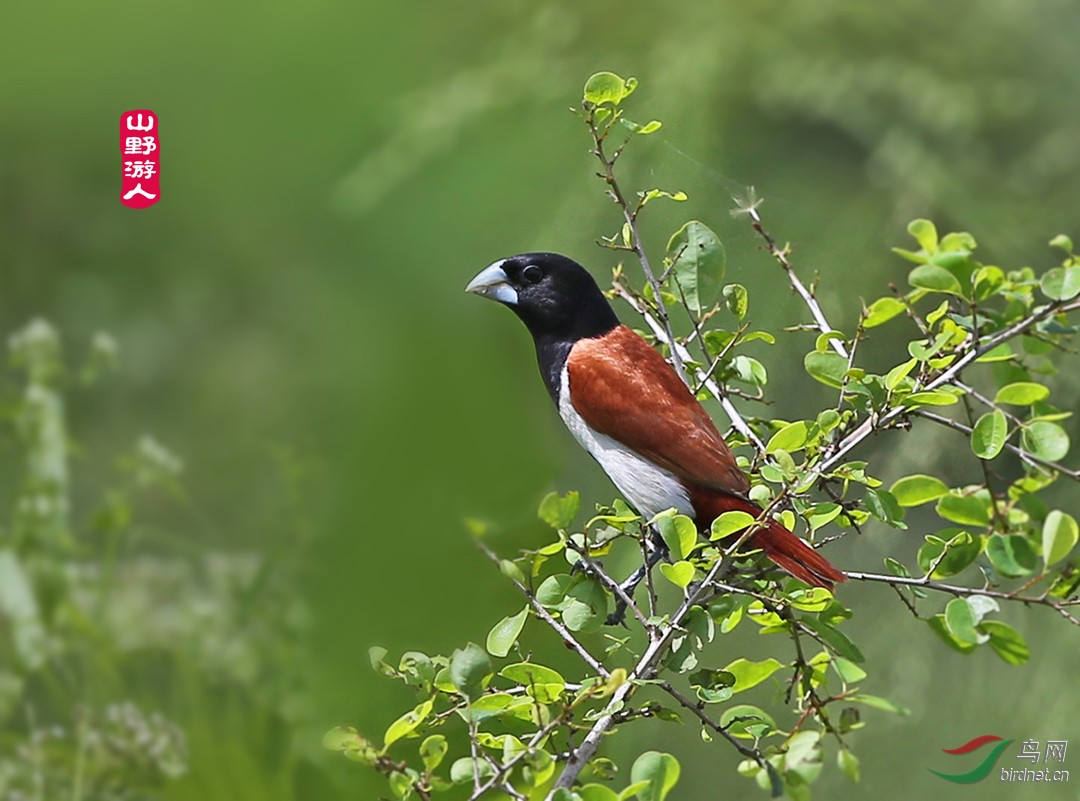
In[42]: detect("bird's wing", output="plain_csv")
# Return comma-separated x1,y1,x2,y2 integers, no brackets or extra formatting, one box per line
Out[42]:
566,325,750,496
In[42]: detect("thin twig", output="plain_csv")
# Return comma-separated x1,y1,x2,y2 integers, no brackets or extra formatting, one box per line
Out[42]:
844,570,1080,625
917,409,1080,483
585,105,687,385
477,539,609,676
659,681,770,765
746,206,848,359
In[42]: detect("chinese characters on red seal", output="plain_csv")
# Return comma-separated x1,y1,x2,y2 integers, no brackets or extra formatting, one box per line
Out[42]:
120,110,159,208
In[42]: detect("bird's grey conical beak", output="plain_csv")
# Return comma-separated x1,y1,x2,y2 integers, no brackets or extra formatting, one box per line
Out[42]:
465,261,518,305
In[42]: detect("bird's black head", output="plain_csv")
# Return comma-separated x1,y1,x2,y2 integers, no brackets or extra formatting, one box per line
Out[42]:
465,252,619,343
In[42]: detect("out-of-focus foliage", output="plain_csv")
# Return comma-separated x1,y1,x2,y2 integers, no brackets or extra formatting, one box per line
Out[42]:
0,321,317,800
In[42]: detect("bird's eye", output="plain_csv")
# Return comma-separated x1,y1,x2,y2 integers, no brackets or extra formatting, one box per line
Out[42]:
522,264,543,284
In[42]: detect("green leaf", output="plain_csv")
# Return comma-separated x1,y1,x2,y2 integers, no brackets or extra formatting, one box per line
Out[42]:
323,725,362,751
801,617,865,663
562,577,608,633
902,390,959,407
660,560,695,588
918,530,982,577
817,409,841,431
722,658,784,693
981,620,1030,665
618,782,652,801
908,331,952,362
583,71,635,106
909,264,962,295
579,784,620,801
732,355,767,386
500,662,566,703
807,503,843,532
973,265,1005,299
944,598,985,645
536,574,573,607
931,250,972,269
486,607,528,658
814,330,846,353
710,510,756,540
743,330,776,345
767,421,809,454
629,752,681,801
908,219,939,253
324,727,379,765
838,749,860,782
832,656,866,684
398,651,434,691
936,493,991,527
1022,421,1070,461
688,667,736,696
1042,510,1079,566
889,475,949,507
655,511,698,561
723,283,748,319
719,704,776,738
848,694,910,714
986,534,1037,577
448,643,492,700
864,297,907,328
1040,265,1080,300
539,491,580,529
885,358,917,391
622,118,662,135
977,343,1015,363
499,559,526,583
667,221,726,314
458,693,516,723
388,771,412,798
384,699,433,748
865,489,905,527
941,231,977,251
450,757,494,784
420,735,447,772
1050,234,1074,252
971,410,1008,459
804,351,848,389
994,382,1050,405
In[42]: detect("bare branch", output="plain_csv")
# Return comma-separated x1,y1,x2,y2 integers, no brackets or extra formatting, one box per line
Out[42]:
585,105,688,385
844,570,1080,626
477,539,609,677
917,409,1080,483
746,206,849,359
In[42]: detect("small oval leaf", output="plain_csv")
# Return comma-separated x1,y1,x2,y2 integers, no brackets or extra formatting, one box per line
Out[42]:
971,410,1008,459
890,475,949,507
486,607,528,658
1042,510,1079,566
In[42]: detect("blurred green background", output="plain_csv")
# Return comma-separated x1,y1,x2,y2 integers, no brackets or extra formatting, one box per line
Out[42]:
2,1,1079,799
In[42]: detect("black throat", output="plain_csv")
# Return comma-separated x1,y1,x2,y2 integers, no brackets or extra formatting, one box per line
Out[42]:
523,299,619,404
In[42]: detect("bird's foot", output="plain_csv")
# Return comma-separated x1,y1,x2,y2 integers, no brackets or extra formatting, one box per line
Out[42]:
605,530,671,625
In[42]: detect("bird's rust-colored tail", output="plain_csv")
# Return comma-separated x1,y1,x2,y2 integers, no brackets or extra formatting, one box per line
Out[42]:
693,490,846,589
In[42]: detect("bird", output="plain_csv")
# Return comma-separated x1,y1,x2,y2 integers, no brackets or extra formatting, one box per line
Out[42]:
465,252,845,597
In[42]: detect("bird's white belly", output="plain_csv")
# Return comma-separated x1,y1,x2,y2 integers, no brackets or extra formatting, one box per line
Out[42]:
558,367,693,519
